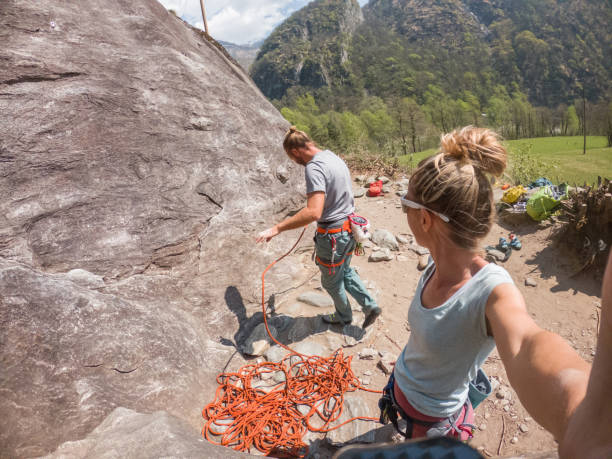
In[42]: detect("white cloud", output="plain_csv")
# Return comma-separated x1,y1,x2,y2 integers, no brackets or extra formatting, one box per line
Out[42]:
158,0,369,45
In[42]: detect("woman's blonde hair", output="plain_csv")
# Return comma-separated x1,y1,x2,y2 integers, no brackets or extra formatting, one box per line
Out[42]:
409,126,507,249
283,126,314,153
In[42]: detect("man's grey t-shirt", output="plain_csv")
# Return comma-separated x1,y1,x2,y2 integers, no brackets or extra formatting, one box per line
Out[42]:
305,150,355,224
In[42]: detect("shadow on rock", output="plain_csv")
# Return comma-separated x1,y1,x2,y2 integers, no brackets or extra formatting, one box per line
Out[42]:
223,286,368,359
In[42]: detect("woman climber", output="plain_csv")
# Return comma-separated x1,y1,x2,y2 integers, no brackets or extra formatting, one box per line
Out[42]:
382,126,608,457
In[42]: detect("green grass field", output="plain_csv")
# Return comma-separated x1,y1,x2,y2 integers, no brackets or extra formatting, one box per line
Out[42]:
398,136,611,185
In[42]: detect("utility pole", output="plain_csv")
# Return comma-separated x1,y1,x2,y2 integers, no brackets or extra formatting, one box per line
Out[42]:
199,0,209,35
582,84,587,155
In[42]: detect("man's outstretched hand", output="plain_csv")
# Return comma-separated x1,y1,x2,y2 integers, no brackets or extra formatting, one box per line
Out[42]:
256,226,280,243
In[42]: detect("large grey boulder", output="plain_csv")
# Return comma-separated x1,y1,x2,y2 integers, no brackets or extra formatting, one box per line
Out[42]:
0,1,308,457
44,408,249,459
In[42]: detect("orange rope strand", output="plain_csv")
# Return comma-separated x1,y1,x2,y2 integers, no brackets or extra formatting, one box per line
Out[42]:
202,228,382,457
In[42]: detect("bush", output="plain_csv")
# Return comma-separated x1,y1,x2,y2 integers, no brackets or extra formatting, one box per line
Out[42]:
507,143,552,185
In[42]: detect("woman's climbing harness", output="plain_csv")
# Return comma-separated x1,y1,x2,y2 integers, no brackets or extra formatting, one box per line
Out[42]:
202,228,381,457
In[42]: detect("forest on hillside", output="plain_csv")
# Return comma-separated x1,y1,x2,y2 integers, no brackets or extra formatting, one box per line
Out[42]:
250,0,612,156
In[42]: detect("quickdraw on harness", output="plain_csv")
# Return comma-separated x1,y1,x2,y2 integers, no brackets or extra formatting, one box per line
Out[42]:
378,373,474,441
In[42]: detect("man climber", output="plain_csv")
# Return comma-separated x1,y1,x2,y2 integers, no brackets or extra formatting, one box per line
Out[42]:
256,126,381,329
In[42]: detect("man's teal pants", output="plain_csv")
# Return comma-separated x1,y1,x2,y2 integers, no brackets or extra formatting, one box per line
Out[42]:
314,229,378,323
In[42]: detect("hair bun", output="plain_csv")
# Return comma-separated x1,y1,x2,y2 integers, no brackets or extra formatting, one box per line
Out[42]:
440,126,507,176
289,125,298,134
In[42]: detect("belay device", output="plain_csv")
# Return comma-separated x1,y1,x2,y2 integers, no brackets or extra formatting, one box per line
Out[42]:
349,214,370,256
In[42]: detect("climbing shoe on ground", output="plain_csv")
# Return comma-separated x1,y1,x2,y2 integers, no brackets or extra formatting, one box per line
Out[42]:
509,234,522,250
321,313,352,325
497,237,509,251
362,307,382,329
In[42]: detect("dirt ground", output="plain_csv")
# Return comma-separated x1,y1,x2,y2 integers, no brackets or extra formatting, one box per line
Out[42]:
224,185,602,458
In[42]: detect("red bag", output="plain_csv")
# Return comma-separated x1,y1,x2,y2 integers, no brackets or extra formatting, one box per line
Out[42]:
368,180,383,197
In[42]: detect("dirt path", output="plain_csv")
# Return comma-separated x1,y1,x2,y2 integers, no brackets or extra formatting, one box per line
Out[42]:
226,187,602,458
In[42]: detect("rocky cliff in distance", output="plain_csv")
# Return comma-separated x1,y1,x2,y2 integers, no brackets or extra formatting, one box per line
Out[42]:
250,0,363,101
364,0,488,46
0,0,308,457
219,40,262,72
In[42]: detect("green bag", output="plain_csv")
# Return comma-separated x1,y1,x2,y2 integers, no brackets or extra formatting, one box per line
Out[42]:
526,184,567,221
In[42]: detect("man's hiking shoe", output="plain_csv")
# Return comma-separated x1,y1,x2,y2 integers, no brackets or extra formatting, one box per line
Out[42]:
509,234,522,250
362,307,382,329
321,313,351,325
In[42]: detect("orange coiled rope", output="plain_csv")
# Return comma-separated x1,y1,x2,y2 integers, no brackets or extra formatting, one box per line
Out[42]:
202,229,382,457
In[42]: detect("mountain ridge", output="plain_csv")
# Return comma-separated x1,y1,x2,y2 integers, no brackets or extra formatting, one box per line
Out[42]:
251,0,611,108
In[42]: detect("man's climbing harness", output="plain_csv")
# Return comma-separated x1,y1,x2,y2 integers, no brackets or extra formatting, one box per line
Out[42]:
202,228,381,457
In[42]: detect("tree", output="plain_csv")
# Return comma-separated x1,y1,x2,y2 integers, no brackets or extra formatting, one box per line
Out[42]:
389,97,426,156
566,106,579,136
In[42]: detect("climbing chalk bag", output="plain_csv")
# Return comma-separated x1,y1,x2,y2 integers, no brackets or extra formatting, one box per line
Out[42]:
348,214,371,243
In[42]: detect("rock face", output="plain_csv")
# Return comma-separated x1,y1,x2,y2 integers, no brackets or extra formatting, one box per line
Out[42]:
0,1,307,457
365,0,487,46
45,408,250,459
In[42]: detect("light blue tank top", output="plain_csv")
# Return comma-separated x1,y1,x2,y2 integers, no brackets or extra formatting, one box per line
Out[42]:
394,258,514,417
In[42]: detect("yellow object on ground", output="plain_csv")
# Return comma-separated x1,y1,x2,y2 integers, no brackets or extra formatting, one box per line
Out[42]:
501,185,528,204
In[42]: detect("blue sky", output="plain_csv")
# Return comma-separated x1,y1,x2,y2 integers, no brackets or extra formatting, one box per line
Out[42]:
158,0,369,45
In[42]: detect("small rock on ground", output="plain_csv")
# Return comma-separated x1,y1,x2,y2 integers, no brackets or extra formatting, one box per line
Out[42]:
353,188,366,198
525,277,538,287
369,248,393,262
358,348,378,360
408,243,429,256
372,229,399,251
396,234,410,244
378,352,396,375
417,254,429,271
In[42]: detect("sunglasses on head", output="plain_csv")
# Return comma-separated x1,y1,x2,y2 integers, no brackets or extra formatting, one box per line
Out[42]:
400,196,450,223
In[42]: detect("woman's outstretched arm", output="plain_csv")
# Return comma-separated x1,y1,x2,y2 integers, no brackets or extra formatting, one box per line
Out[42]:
485,283,590,442
560,251,612,459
